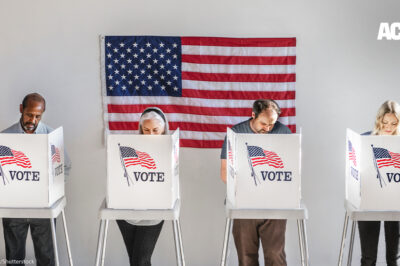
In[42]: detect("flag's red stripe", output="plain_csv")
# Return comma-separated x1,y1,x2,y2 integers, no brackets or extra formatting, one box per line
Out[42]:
108,104,296,117
180,139,224,149
181,55,296,65
182,89,295,100
182,72,295,82
181,37,296,47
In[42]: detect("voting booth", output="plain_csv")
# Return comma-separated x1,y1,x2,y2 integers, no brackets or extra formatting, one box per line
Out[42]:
346,129,400,210
226,128,301,209
107,130,180,209
0,127,65,208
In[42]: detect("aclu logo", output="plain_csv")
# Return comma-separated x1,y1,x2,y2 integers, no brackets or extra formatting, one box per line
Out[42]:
246,143,293,186
377,23,400,40
118,144,165,186
0,145,40,186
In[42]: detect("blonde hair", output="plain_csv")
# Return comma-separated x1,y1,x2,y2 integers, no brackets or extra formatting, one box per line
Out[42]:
372,100,400,135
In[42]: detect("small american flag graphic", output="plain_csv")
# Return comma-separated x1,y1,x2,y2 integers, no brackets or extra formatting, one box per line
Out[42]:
0,145,32,168
247,145,284,168
373,147,400,169
119,146,156,169
51,145,61,164
348,140,357,167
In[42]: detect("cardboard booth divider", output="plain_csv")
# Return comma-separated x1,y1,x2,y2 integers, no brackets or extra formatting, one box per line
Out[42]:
346,128,400,210
227,128,301,209
107,129,180,209
0,127,65,208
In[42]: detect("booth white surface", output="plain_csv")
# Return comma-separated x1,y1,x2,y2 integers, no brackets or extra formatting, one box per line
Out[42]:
0,127,65,208
106,130,179,209
227,128,301,209
346,129,400,210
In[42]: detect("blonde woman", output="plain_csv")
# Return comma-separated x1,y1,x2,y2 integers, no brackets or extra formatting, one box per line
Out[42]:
358,100,400,266
116,107,168,266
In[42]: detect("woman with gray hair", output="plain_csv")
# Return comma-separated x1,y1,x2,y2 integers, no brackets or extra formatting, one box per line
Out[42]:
116,107,168,266
358,100,400,266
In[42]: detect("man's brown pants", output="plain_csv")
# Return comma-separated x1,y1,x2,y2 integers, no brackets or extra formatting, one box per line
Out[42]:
232,219,287,266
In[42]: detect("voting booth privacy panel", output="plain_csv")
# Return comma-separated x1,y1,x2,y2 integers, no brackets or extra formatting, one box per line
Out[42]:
227,128,301,209
346,129,400,210
106,130,180,209
0,127,65,208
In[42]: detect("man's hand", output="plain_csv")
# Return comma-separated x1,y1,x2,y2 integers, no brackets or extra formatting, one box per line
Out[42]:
220,159,227,184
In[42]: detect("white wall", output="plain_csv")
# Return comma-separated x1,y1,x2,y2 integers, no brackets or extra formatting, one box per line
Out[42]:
0,0,399,265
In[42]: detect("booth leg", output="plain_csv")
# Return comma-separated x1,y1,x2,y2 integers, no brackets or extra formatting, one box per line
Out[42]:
346,221,356,266
338,212,349,266
173,220,183,266
221,218,233,266
297,220,305,266
301,220,309,266
176,219,185,266
61,210,74,266
95,220,106,266
100,220,109,266
50,218,60,266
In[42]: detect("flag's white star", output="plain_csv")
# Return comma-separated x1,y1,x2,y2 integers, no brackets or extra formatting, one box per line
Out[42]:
146,42,151,47
146,53,151,58
147,74,152,79
154,80,159,85
153,59,158,64
160,75,165,80
173,75,178,80
127,70,132,74
108,75,113,80
120,43,125,47
173,86,178,91
167,81,172,85
147,64,152,69
140,69,145,74
140,48,145,53
166,59,171,64
173,54,177,59
166,70,171,75
135,85,140,90
153,48,158,53
127,59,132,64
113,59,119,64
133,54,138,58
107,64,112,69
115,81,120,85
134,64,139,69
140,59,145,63
120,54,125,58
107,53,112,58
126,48,131,53
122,85,127,90
172,43,177,48
121,75,126,80
148,85,152,90
141,80,146,85
133,42,138,47
153,70,159,74
108,86,113,90
114,70,119,74
160,64,165,69
113,48,118,53
159,54,165,59
106,42,111,47
121,64,126,69
161,85,166,90
159,42,165,47
173,65,178,69
134,75,139,79
166,48,171,53
128,80,133,85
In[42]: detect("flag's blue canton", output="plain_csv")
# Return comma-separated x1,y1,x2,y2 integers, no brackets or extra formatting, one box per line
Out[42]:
0,146,13,157
120,146,138,158
105,36,182,97
51,145,56,156
247,146,265,157
373,147,391,159
348,141,353,152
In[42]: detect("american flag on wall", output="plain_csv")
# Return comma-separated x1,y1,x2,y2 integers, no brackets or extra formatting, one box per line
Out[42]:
102,36,296,148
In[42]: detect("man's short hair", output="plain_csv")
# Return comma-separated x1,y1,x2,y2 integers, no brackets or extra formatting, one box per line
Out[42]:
252,99,281,118
22,93,46,111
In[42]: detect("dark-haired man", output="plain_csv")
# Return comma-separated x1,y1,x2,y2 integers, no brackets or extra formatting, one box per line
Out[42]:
2,93,71,266
220,99,291,266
